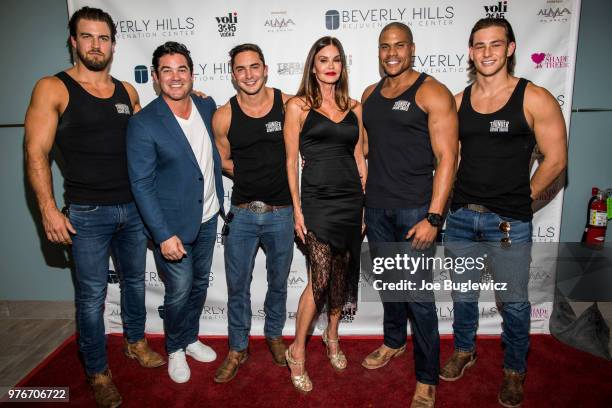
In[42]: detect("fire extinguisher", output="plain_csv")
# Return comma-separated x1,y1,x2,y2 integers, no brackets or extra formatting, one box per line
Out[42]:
581,187,608,246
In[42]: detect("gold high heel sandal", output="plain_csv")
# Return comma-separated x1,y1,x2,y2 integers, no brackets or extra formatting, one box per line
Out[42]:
322,329,347,371
285,345,313,393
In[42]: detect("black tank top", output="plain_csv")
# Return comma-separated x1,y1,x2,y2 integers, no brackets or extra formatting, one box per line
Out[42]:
228,88,291,205
363,73,434,208
453,78,536,221
55,71,133,205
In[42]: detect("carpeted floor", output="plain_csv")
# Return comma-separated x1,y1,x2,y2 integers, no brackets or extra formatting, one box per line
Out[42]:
6,334,612,407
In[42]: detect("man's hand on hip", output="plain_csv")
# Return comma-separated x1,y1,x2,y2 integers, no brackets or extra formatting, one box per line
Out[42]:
42,206,76,245
161,235,187,261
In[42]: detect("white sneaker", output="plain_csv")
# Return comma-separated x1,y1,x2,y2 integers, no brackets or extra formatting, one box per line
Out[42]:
186,340,217,362
168,350,190,383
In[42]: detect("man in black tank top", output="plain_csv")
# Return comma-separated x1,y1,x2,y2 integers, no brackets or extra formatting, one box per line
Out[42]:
441,19,567,408
212,44,294,382
361,23,459,407
24,7,164,407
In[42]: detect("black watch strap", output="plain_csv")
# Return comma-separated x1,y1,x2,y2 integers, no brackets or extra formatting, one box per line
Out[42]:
426,212,443,227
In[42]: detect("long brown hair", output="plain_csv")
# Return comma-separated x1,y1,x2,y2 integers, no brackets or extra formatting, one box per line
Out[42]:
296,36,350,111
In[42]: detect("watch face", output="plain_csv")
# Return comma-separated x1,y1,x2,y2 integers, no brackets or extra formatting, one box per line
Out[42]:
427,213,442,227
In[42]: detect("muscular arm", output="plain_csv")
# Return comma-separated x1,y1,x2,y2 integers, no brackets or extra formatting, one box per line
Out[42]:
123,81,141,113
284,98,307,242
360,83,377,158
212,103,234,177
24,77,75,244
352,102,368,191
407,79,459,248
525,84,567,199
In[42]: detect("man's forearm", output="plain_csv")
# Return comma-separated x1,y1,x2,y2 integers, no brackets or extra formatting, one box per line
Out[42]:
530,158,566,199
26,152,57,212
429,156,456,215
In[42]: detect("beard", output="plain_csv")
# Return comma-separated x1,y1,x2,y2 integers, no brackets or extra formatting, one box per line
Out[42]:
76,48,112,72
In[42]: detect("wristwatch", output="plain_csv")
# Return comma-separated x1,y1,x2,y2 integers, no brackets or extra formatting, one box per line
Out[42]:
426,212,443,227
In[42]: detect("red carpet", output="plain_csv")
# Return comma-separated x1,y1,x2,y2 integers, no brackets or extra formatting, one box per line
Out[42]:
7,334,612,407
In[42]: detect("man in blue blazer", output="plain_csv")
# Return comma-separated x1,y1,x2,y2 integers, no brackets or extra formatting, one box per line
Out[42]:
127,42,224,383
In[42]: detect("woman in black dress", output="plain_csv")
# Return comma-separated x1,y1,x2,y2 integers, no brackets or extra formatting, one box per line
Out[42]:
284,36,367,393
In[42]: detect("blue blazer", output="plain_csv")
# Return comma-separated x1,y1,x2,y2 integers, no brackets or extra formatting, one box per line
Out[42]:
127,95,224,245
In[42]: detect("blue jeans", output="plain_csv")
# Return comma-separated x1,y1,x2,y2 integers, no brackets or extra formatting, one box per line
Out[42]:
444,207,532,373
69,202,147,375
153,216,218,354
365,205,440,385
224,205,294,351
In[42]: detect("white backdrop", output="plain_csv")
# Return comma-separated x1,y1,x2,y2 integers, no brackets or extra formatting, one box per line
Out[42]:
66,0,581,336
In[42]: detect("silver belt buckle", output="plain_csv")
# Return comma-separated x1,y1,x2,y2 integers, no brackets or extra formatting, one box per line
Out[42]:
248,201,267,213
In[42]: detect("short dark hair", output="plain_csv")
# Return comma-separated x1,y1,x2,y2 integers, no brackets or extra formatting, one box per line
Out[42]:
468,18,516,75
152,42,194,74
67,6,116,64
379,22,413,44
68,6,116,42
229,43,266,70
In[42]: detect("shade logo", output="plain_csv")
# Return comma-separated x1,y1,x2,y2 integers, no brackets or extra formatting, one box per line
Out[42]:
134,65,148,84
484,1,508,18
538,7,571,22
325,8,407,30
265,11,296,32
412,53,466,74
531,52,568,69
216,12,238,37
114,17,196,39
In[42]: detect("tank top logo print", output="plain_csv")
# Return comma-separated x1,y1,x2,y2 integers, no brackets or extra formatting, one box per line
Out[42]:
391,100,411,111
265,120,282,133
115,103,131,115
489,119,509,133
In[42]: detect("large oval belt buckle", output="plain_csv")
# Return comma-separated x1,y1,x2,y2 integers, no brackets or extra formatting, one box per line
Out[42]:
248,201,267,213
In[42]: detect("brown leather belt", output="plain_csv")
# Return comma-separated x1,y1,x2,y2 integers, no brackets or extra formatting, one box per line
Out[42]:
462,204,493,213
237,201,290,213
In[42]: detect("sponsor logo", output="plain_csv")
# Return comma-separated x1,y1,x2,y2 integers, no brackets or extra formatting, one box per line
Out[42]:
531,52,569,69
145,271,164,288
531,306,549,319
201,305,227,320
288,270,306,288
115,103,130,115
287,311,298,320
392,100,411,111
108,269,120,284
109,307,121,317
114,17,196,39
484,1,508,18
325,10,340,30
412,53,466,74
157,304,165,320
340,310,355,323
489,119,509,132
325,7,454,30
556,94,565,106
533,225,556,242
265,121,282,133
134,65,149,84
216,12,238,37
193,61,233,82
265,11,296,32
277,62,304,76
538,6,571,23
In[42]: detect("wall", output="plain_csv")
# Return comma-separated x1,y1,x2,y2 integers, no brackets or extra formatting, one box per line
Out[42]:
0,0,610,300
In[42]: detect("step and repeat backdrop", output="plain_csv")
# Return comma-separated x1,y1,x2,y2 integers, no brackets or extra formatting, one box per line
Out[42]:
67,0,581,336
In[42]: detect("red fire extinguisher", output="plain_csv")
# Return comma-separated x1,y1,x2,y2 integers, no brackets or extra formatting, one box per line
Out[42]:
581,187,608,246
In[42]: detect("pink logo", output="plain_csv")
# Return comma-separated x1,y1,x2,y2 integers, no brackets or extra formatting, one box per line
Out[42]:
531,52,546,66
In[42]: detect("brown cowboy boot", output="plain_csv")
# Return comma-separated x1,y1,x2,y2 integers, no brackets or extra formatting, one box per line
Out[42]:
124,338,166,368
87,369,122,408
410,382,436,408
498,369,526,408
214,349,249,383
439,350,477,381
266,337,287,366
361,343,406,369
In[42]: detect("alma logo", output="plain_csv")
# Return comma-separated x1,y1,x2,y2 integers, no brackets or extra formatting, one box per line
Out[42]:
538,7,571,21
134,65,148,84
265,11,296,31
484,1,508,18
325,10,340,30
216,12,238,37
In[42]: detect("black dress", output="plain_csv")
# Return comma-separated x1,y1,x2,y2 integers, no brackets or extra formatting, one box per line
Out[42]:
300,109,363,313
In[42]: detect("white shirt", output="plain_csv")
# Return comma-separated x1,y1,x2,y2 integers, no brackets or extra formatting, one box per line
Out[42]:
175,102,219,222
